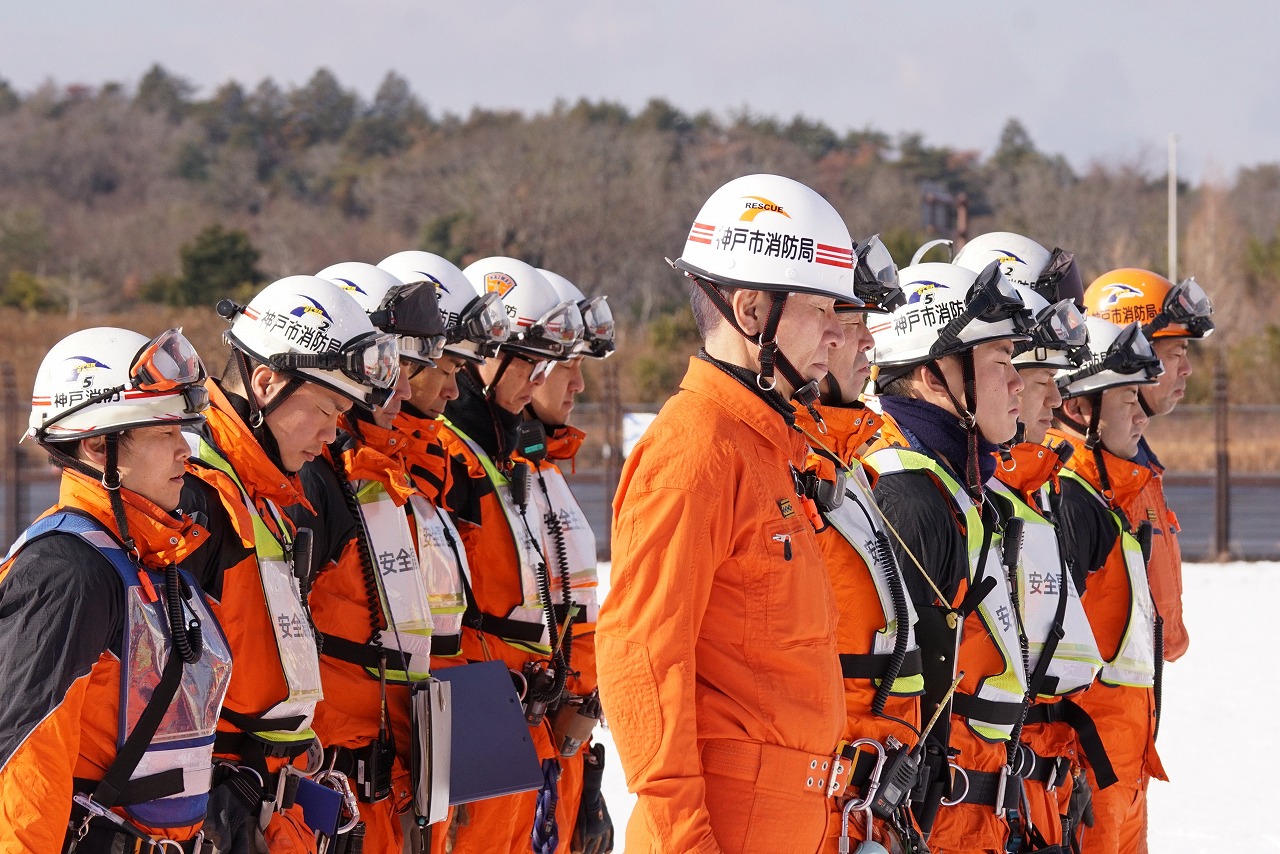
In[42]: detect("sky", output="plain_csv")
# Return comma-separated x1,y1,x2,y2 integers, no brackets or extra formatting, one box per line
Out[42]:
4,1,1278,182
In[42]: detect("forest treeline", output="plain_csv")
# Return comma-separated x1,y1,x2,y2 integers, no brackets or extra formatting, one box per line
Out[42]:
4,64,1280,404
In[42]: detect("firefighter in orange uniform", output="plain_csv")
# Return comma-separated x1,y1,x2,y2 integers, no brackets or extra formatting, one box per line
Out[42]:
597,174,857,854
864,259,1034,854
0,327,231,853
282,262,449,853
180,276,401,852
437,257,593,854
1050,316,1168,854
1084,268,1214,664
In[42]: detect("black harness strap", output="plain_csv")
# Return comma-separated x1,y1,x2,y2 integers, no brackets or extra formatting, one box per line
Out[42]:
839,648,924,681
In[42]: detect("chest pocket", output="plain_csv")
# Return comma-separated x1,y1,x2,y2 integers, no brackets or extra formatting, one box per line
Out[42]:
759,516,832,648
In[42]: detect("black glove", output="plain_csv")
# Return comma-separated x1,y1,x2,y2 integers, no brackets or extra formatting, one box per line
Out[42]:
571,742,614,854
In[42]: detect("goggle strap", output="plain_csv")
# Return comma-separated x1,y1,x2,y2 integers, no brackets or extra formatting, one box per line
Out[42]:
259,375,305,421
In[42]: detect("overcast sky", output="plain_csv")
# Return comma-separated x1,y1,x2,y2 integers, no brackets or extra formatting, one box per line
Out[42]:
5,1,1276,182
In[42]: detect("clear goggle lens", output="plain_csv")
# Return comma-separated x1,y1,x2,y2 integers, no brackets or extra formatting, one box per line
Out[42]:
133,328,206,391
397,333,447,364
354,333,401,389
463,292,512,344
1166,277,1213,322
1037,300,1088,350
534,301,585,353
581,296,614,344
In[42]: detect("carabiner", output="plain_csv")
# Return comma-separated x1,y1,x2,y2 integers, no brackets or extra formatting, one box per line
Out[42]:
938,762,971,807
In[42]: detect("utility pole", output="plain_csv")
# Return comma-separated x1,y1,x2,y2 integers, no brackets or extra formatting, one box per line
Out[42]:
1168,134,1178,282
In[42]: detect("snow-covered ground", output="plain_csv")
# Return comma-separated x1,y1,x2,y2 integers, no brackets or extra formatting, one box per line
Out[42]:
595,562,1279,852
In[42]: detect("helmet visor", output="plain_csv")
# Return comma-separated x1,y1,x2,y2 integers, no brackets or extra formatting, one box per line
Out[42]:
1019,299,1089,363
929,261,1032,356
1035,248,1085,308
579,296,616,356
352,332,401,390
458,291,512,351
132,328,210,415
1161,278,1215,337
532,301,585,357
852,234,902,312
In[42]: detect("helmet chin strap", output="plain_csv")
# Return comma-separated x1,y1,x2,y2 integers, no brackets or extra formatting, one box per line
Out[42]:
232,348,303,471
925,350,984,497
693,279,825,429
1082,392,1115,503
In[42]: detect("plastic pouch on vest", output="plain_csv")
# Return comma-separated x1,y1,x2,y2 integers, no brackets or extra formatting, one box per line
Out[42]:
258,551,324,722
356,482,434,677
123,576,234,827
408,494,468,641
525,467,599,623
411,679,452,825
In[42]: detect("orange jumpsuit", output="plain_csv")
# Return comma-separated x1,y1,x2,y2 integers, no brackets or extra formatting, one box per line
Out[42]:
597,357,845,854
181,381,323,852
1128,439,1187,661
298,416,442,853
0,470,221,851
796,403,924,851
434,415,593,854
866,413,1023,854
1050,430,1167,854
991,442,1085,849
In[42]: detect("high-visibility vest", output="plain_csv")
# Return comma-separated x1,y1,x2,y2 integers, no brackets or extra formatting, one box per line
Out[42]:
351,477,434,682
820,463,924,697
986,478,1103,696
1059,470,1156,688
447,423,598,655
866,446,1028,741
3,511,233,828
188,434,322,745
407,494,469,657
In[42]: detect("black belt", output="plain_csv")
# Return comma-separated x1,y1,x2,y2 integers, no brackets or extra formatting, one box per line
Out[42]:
320,632,413,672
468,604,576,644
1022,698,1117,789
957,767,1021,812
72,772,183,808
1023,751,1071,790
431,633,463,657
839,648,924,681
213,730,314,762
951,692,1024,726
64,819,205,853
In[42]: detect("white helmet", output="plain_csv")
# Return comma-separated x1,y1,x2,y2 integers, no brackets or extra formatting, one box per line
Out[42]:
28,327,208,443
462,257,583,360
1012,285,1089,370
218,275,399,409
673,173,859,303
317,261,446,367
954,231,1085,307
870,261,1034,383
538,268,615,359
1057,317,1163,400
379,251,511,363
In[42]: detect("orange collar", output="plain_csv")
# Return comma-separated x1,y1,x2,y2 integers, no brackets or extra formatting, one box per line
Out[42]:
54,468,208,569
1046,428,1153,508
543,424,585,472
796,402,880,467
201,380,311,513
392,409,452,503
336,418,417,506
679,357,804,457
993,441,1066,501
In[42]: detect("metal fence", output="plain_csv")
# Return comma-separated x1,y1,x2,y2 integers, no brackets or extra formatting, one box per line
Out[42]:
2,361,1277,562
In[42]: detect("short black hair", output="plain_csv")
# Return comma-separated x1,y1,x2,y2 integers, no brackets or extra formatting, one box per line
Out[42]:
688,280,736,339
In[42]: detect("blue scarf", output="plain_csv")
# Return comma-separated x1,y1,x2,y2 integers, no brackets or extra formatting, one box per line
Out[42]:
879,395,998,492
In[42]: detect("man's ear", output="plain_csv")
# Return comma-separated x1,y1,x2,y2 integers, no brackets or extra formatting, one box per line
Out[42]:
79,434,108,467
730,289,768,339
917,357,952,397
249,364,286,409
1061,395,1089,423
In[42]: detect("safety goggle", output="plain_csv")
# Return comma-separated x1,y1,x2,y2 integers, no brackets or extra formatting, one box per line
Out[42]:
396,333,447,366
577,296,616,357
929,261,1033,356
271,331,401,391
1034,248,1084,307
453,291,512,356
1146,277,1214,338
851,234,903,312
1063,322,1164,386
1017,299,1089,362
525,300,585,357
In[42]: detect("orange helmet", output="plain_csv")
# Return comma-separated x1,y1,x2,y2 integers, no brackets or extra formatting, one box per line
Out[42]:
1083,268,1214,339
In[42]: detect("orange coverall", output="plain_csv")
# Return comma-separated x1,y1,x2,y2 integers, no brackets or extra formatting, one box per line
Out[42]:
597,357,845,854
1050,430,1167,854
1128,441,1188,661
